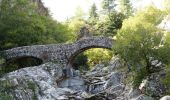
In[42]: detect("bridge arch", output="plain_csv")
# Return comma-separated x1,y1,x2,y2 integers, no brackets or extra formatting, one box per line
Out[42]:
6,56,43,67
65,37,113,67
67,46,112,68
2,36,114,67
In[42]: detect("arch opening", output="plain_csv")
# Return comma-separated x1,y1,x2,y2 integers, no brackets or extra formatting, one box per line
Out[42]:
4,56,43,73
68,47,112,71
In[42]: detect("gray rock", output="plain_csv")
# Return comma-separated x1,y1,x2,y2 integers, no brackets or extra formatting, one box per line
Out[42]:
142,71,167,98
91,64,105,72
104,72,123,89
131,94,154,100
106,84,125,99
160,96,170,100
58,76,86,91
128,88,142,99
108,56,122,71
151,60,159,66
0,63,76,100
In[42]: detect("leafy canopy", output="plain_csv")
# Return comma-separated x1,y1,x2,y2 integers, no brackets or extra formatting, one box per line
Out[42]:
113,6,168,87
0,0,72,50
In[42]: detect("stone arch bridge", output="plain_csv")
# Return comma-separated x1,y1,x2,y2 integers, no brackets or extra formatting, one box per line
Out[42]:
1,37,114,66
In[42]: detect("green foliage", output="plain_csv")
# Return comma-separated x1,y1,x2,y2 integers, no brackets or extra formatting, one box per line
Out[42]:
94,12,125,37
72,53,89,71
0,79,38,100
89,3,98,25
89,3,98,19
163,0,170,13
84,48,113,67
113,6,167,88
73,48,112,69
0,54,5,77
157,32,170,64
27,81,38,100
0,57,43,77
102,0,116,13
67,17,86,41
0,79,17,99
160,33,170,94
0,80,16,91
161,65,170,94
0,93,13,100
0,0,73,50
132,67,148,88
118,0,133,17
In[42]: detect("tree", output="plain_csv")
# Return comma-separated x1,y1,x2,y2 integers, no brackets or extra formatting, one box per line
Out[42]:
89,3,98,24
84,48,113,67
163,0,170,13
67,6,87,41
89,3,98,19
101,0,117,14
0,0,72,50
75,6,86,19
118,0,133,17
95,12,125,37
72,53,89,71
113,6,167,87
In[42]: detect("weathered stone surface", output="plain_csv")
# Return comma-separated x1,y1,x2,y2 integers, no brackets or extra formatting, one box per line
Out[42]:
104,72,124,89
2,37,113,66
108,56,122,71
130,94,154,100
139,71,167,99
0,54,168,100
128,89,142,99
106,84,125,99
150,58,164,72
58,76,86,91
0,63,76,100
160,96,170,100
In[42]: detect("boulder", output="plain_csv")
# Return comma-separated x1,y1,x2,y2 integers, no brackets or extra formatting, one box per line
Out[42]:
160,96,170,100
0,63,77,100
141,71,167,98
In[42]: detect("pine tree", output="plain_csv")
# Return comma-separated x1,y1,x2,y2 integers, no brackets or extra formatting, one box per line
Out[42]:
118,0,133,17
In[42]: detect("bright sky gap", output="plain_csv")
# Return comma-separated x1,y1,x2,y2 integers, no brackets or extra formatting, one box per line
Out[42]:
42,0,164,22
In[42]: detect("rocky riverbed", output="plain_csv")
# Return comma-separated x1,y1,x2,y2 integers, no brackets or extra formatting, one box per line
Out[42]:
0,57,169,100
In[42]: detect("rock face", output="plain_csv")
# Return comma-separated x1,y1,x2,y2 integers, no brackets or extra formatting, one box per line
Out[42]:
142,71,167,99
31,0,49,16
138,59,168,99
0,56,126,100
0,56,168,100
0,63,68,100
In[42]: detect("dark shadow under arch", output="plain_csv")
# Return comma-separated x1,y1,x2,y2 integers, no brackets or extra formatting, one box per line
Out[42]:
4,56,43,72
